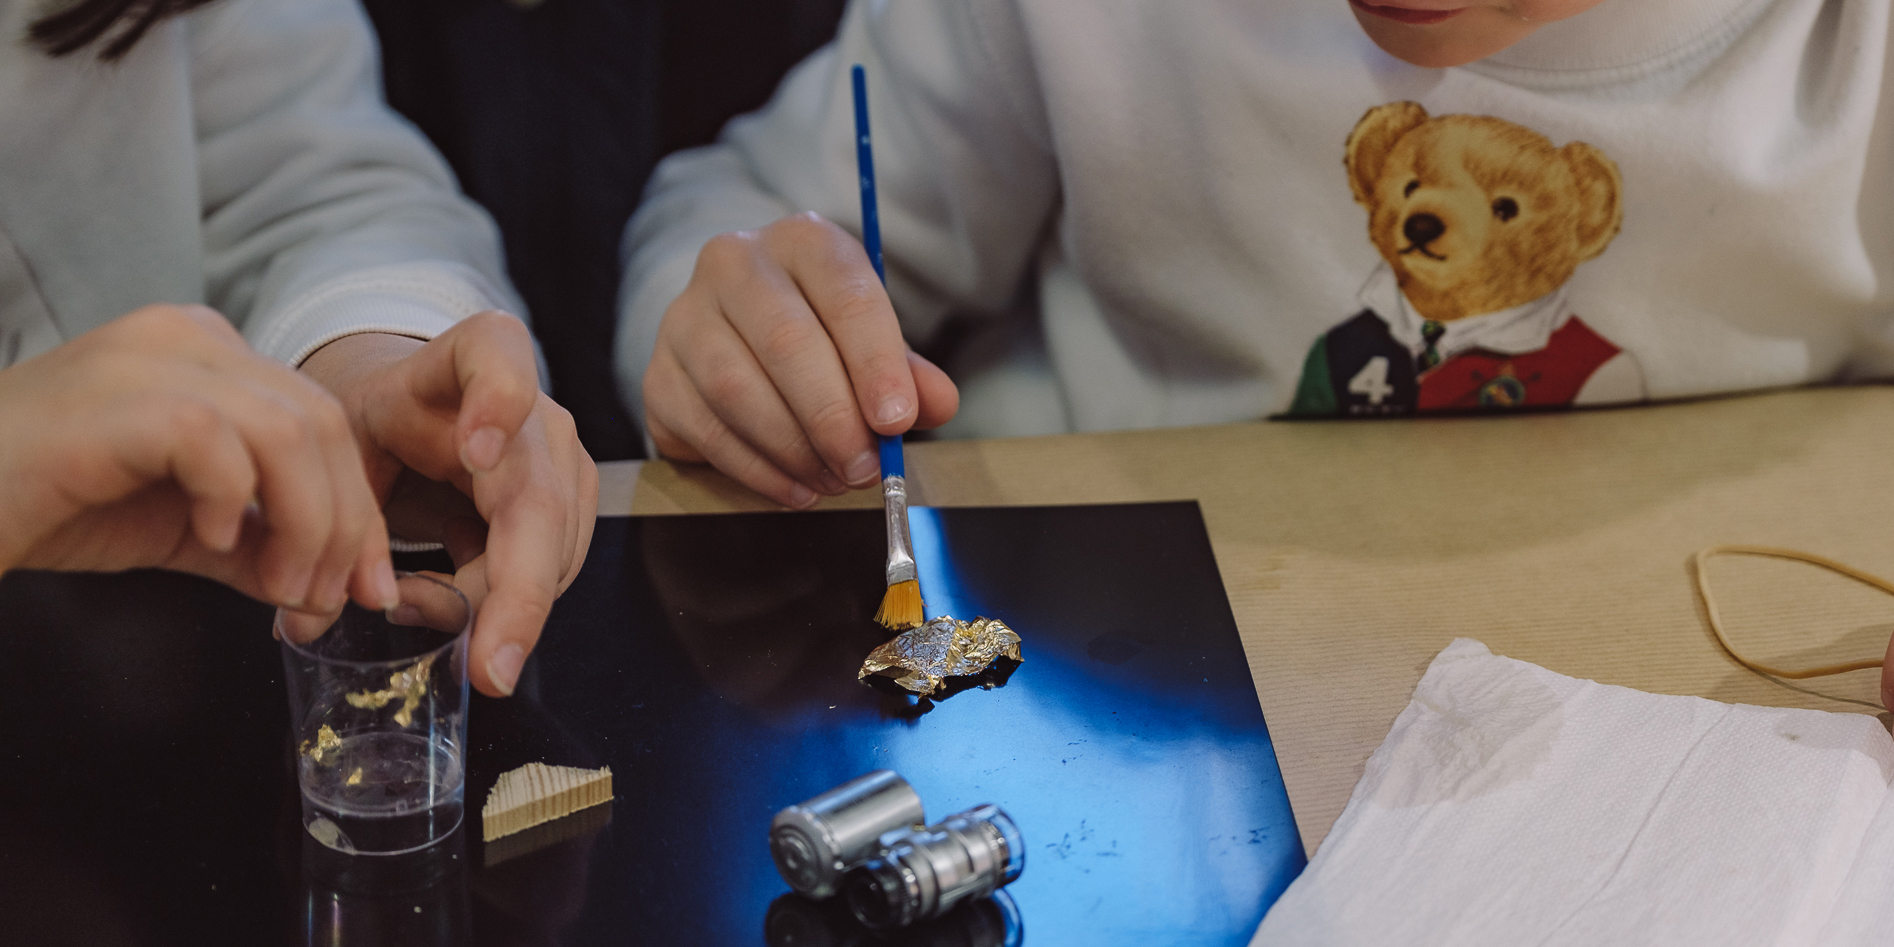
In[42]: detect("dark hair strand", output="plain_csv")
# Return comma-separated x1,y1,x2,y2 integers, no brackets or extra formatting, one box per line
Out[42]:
29,0,218,61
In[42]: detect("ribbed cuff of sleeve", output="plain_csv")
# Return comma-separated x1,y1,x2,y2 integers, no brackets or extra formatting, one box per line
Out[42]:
249,261,512,366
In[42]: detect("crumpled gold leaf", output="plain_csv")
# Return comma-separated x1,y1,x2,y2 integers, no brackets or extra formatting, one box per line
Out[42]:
859,616,1022,696
344,654,434,727
301,724,343,764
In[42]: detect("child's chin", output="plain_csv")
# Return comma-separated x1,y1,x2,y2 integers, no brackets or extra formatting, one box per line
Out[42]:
1351,9,1539,69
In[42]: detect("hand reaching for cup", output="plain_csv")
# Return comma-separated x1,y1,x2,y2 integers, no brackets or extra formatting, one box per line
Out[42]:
295,313,599,698
0,304,399,618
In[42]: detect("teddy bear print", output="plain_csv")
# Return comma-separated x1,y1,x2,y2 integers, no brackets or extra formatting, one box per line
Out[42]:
1288,102,1645,417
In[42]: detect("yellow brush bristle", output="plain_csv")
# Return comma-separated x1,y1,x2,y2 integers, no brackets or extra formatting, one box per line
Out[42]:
874,580,924,630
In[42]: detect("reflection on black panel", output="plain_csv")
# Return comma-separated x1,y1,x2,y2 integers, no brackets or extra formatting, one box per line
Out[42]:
765,890,1024,947
0,503,1303,945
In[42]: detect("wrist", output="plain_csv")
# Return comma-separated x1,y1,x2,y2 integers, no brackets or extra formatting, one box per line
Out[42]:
299,332,427,487
299,331,426,391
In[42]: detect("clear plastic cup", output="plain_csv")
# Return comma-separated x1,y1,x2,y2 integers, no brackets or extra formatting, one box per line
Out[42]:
281,572,471,856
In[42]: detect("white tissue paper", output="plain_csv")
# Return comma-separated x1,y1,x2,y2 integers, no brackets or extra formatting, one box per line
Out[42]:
1255,639,1894,947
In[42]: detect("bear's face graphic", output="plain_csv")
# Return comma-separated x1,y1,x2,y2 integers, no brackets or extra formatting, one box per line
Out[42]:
1345,102,1623,322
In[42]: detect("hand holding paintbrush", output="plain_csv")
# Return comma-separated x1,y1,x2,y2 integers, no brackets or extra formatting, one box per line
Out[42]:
852,64,926,631
636,82,958,512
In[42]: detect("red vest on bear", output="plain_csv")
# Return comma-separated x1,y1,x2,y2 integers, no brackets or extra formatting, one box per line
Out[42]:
1417,316,1621,411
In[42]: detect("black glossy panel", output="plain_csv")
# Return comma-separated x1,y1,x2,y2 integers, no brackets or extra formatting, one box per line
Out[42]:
0,502,1302,945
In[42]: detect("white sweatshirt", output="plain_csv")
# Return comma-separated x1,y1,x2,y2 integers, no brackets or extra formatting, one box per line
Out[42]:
0,0,519,371
617,0,1894,438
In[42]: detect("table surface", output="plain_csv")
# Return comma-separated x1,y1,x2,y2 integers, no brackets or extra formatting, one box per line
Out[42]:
4,386,1889,946
609,386,1894,851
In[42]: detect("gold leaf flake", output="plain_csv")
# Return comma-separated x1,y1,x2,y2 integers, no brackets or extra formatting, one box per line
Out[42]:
859,616,1023,696
301,724,343,764
343,654,434,728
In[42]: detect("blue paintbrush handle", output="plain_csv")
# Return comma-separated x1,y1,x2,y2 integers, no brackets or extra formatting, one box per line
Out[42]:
852,64,887,286
878,433,904,479
854,64,904,481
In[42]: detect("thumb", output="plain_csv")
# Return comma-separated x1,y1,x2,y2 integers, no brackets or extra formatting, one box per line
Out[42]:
907,350,960,431
425,312,540,474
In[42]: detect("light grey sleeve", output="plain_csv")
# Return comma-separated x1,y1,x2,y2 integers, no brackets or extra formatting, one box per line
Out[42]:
188,0,525,367
614,0,1061,428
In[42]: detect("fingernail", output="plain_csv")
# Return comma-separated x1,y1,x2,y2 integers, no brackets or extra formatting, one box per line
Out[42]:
817,469,846,494
788,484,818,509
487,644,525,697
275,610,330,646
376,567,401,613
207,515,241,554
280,566,314,610
386,604,424,626
461,426,506,473
844,451,879,486
875,395,913,428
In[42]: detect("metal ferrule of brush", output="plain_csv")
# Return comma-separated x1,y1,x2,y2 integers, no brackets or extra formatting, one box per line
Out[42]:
883,475,917,586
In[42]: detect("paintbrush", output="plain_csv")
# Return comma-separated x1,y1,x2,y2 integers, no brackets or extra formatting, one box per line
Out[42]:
852,64,924,631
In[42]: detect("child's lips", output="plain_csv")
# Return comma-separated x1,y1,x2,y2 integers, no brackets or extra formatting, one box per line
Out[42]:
1348,0,1466,25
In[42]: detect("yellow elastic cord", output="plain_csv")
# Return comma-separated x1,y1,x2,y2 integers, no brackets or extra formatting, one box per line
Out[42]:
1693,545,1889,679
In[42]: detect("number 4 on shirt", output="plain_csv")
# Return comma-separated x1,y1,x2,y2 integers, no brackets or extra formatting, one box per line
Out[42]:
1347,356,1395,405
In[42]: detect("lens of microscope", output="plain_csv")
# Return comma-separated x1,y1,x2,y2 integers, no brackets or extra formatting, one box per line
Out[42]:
843,860,912,929
842,804,1024,929
770,770,926,899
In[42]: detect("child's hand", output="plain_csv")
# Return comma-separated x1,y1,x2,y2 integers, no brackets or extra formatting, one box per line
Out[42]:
294,314,599,698
0,305,399,617
642,212,959,507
